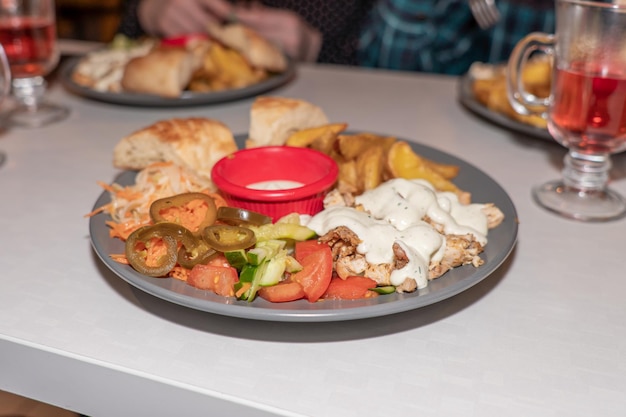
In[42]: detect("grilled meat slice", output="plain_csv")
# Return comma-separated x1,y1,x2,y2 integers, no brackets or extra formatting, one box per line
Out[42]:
429,234,484,279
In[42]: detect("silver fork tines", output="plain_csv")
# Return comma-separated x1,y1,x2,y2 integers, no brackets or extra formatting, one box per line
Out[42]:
469,0,501,29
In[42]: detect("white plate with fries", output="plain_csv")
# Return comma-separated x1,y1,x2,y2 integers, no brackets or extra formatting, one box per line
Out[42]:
89,135,519,322
59,56,296,107
458,62,553,142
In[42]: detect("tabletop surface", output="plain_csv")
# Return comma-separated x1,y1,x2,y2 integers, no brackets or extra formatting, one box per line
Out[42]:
1,62,625,417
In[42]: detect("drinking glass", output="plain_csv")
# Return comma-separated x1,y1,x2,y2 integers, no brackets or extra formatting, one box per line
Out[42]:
0,0,69,128
507,0,626,221
0,43,11,105
0,43,10,168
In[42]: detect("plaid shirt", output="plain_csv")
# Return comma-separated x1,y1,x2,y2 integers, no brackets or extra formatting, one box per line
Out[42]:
358,0,555,75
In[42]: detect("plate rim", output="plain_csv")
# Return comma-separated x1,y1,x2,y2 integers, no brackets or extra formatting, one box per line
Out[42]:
59,55,296,107
458,71,553,142
89,138,519,322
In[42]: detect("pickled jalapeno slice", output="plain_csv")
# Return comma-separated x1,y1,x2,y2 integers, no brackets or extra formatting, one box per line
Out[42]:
125,226,179,277
149,192,218,235
177,241,218,269
126,222,215,275
202,225,256,252
216,207,272,226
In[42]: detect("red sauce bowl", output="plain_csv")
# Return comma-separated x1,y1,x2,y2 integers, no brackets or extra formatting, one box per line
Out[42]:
211,146,339,222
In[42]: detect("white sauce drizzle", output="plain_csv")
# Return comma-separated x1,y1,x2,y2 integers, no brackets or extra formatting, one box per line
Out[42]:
305,178,489,289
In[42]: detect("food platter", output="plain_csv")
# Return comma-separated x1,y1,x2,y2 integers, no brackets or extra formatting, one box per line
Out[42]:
89,138,518,322
59,56,296,107
458,72,553,142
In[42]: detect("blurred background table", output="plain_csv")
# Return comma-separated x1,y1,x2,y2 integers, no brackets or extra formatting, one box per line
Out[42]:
1,62,625,417
56,0,122,43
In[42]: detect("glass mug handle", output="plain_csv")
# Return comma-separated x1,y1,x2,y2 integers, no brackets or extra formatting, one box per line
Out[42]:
506,32,554,119
0,43,11,103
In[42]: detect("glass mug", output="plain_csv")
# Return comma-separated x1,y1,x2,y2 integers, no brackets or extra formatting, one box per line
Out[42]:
0,43,11,116
0,43,10,168
0,0,69,128
507,0,626,222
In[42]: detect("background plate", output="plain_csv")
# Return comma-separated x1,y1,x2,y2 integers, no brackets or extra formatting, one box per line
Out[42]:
458,72,553,142
59,56,296,107
89,138,518,322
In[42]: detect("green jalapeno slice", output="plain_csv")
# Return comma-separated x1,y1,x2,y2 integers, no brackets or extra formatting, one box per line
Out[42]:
177,240,218,269
149,192,218,235
125,225,179,277
126,222,217,275
216,207,272,226
202,225,257,252
144,222,217,269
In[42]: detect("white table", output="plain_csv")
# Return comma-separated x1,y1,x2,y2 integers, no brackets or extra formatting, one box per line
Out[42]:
1,63,625,417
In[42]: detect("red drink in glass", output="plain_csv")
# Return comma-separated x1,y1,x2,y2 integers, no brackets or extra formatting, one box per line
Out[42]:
507,0,626,221
549,63,626,154
0,16,57,78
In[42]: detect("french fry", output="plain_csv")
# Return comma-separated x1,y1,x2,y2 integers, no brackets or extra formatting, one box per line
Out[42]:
387,141,460,194
522,56,552,98
188,43,268,92
310,129,339,155
422,159,460,179
471,58,550,129
285,123,347,148
356,145,384,192
337,133,396,160
338,159,359,194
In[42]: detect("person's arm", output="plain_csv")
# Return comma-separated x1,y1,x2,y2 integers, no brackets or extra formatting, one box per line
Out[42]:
137,0,232,38
230,3,322,62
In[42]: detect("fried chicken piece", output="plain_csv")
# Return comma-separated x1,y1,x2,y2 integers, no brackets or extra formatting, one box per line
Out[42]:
323,188,356,208
323,188,348,208
393,242,409,270
482,203,505,229
429,234,484,279
335,254,367,278
364,263,393,285
396,278,417,293
318,225,361,259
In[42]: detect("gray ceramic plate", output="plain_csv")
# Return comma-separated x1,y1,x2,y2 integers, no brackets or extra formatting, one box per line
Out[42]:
59,56,295,107
89,138,518,322
458,72,553,141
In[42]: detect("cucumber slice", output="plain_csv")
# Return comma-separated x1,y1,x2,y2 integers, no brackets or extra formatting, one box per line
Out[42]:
239,264,258,283
250,223,316,242
259,256,287,287
276,212,301,224
224,249,248,270
371,285,396,295
245,262,268,301
247,246,274,265
284,255,303,273
247,240,286,265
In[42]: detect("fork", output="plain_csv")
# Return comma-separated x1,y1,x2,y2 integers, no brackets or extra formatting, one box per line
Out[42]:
469,0,501,29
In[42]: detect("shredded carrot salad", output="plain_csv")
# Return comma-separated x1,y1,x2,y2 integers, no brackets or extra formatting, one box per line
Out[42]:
87,162,226,240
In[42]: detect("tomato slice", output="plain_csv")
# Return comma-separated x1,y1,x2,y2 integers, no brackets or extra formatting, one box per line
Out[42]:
294,239,328,264
187,264,239,297
323,276,378,300
258,281,305,303
207,254,231,267
290,244,332,302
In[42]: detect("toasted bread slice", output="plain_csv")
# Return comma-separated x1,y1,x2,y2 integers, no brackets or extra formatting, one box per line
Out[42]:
121,47,196,98
246,96,329,148
113,118,238,185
